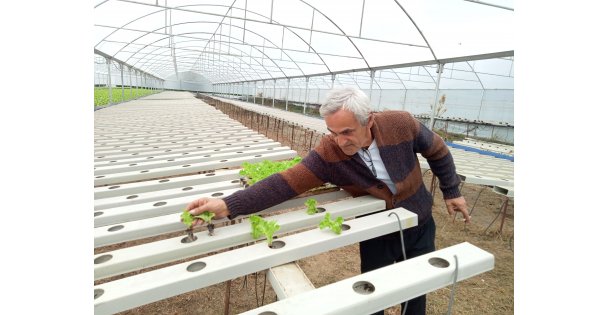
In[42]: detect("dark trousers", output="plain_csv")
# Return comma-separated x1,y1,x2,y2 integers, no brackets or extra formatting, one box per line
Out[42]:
359,217,436,315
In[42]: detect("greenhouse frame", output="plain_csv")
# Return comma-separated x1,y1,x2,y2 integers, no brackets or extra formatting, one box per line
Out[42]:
93,1,514,314
95,0,513,143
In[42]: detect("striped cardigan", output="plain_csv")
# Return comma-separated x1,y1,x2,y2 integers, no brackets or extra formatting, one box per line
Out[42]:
223,110,461,225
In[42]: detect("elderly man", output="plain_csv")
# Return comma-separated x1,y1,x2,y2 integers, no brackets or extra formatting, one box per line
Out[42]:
186,86,470,315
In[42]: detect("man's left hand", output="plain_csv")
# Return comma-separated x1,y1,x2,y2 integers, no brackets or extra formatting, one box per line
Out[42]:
445,196,471,223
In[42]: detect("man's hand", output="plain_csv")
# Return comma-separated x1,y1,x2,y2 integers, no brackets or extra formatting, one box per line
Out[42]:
185,198,230,226
445,196,471,223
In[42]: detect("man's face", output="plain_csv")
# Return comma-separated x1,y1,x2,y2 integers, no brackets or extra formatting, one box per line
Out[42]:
324,109,373,156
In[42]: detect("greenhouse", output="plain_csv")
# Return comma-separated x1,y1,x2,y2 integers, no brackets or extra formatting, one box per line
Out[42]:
93,1,514,314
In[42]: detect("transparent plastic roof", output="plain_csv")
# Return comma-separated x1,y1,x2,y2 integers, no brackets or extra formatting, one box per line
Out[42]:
95,0,513,87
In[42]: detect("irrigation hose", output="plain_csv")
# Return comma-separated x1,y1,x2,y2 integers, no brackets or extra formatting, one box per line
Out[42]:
446,255,459,315
388,212,408,315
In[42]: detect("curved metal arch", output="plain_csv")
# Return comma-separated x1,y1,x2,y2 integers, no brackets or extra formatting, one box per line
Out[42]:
118,25,278,80
391,0,438,61
171,42,261,82
132,38,263,82
96,4,287,80
192,4,332,80
117,30,267,81
465,61,485,89
104,2,331,80
299,0,370,70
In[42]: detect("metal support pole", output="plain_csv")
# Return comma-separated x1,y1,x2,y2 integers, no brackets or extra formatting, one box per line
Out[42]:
253,81,257,104
120,64,124,102
273,79,276,107
331,74,335,89
430,63,444,131
262,80,266,105
402,89,407,111
477,89,486,120
285,79,290,111
369,70,375,110
303,77,309,114
129,67,133,99
106,58,113,105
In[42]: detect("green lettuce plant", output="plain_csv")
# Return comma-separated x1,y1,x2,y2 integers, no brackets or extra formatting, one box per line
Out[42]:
181,210,216,236
319,213,344,235
250,215,281,246
239,157,302,184
305,198,319,215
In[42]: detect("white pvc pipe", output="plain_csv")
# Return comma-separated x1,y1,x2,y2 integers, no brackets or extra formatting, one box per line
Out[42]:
93,207,418,315
241,242,494,315
94,195,386,280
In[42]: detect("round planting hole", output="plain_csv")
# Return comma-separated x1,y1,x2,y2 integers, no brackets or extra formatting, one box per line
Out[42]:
121,149,127,152
108,225,124,232
147,157,154,159
245,145,250,147
126,195,138,199
129,163,137,166
165,150,172,152
182,187,193,191
97,156,104,158
231,180,240,183
181,235,198,243
182,165,191,167
428,257,450,268
94,211,103,217
211,192,224,197
205,173,215,176
110,161,117,163
153,202,167,207
140,170,149,173
95,176,105,178
254,155,262,157
167,159,175,162
131,153,139,155
220,160,227,162
341,224,351,231
353,281,375,295
316,207,327,213
237,151,243,153
183,153,189,155
259,312,278,315
269,240,285,249
159,179,170,183
94,254,112,264
225,143,231,145
187,261,206,272
214,149,220,152
94,289,104,299
108,185,120,189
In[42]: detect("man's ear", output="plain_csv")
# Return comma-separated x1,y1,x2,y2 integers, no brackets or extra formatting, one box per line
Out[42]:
367,114,374,128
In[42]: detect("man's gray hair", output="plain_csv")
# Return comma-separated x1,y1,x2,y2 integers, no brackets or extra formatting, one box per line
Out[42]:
320,86,372,125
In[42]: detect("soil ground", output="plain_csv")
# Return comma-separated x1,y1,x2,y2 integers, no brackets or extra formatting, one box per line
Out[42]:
95,100,514,314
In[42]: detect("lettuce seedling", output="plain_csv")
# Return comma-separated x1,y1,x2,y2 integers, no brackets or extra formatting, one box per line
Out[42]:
181,210,216,236
250,214,281,246
319,213,344,235
305,198,319,215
